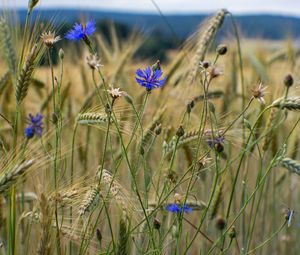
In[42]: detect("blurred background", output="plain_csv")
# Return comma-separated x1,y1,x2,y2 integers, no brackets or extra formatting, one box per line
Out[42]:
2,0,300,61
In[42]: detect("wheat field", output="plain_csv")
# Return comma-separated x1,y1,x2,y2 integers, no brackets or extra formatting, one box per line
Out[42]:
0,4,300,255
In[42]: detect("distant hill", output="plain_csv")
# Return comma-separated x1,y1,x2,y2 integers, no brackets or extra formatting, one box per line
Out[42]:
12,9,300,40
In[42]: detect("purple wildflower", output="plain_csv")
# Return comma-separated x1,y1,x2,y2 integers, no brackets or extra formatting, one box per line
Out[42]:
166,203,193,214
207,136,225,148
65,19,96,41
135,67,167,91
25,113,43,139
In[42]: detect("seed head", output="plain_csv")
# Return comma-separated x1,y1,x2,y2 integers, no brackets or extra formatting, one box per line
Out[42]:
41,31,61,48
86,54,103,70
197,156,212,170
108,86,124,100
208,65,223,79
251,82,267,104
174,193,183,203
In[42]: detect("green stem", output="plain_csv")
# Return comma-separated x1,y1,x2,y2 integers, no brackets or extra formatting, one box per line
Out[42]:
246,221,286,254
47,47,61,255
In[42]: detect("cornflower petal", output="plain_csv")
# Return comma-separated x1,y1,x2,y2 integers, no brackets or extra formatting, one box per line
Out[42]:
136,68,146,79
85,19,96,35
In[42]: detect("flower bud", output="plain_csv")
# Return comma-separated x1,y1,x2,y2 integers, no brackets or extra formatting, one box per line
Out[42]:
201,60,210,69
284,74,294,87
124,93,133,105
215,216,226,230
155,123,162,136
52,112,58,125
96,229,102,243
152,60,161,71
229,226,237,239
153,218,161,230
208,102,215,113
59,48,64,60
216,44,227,55
215,143,224,153
176,125,185,138
139,146,145,156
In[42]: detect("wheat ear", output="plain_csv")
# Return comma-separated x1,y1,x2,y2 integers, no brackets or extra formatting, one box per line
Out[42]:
77,112,110,125
37,194,53,255
15,44,38,103
0,159,34,193
271,97,300,111
78,185,101,216
0,18,17,75
189,9,228,82
280,158,300,175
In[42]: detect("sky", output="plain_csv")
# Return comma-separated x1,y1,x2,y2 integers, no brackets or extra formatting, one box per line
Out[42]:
4,0,300,17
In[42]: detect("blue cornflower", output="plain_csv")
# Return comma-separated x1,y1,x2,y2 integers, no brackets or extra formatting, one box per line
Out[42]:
135,66,167,91
65,19,96,41
25,113,43,139
207,135,225,148
166,203,193,214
